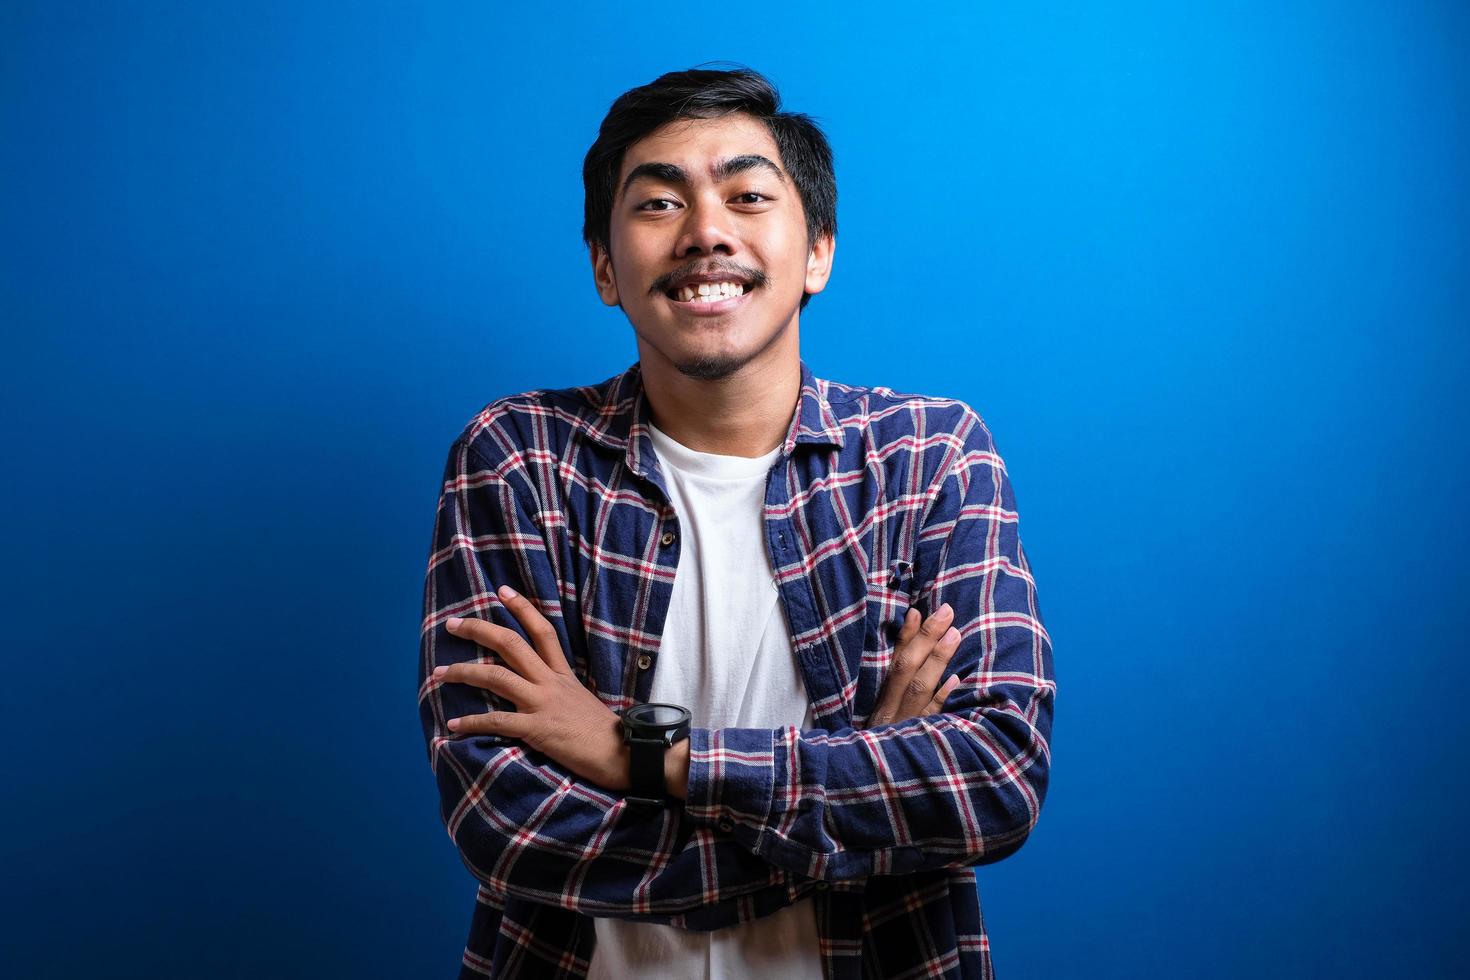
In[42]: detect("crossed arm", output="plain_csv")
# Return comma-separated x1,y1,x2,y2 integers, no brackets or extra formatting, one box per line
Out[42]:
418,418,1054,920
433,585,962,800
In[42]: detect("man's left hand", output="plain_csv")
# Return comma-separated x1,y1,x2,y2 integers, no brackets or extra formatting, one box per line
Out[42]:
435,585,634,794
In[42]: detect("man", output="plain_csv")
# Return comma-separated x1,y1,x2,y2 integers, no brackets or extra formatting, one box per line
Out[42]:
419,67,1055,979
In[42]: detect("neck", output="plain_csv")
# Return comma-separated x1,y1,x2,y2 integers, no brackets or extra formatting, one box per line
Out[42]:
637,336,802,458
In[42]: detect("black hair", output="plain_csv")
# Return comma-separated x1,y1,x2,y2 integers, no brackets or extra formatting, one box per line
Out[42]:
582,66,837,310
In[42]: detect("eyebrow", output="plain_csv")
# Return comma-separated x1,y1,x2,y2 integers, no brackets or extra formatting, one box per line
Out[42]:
619,154,787,200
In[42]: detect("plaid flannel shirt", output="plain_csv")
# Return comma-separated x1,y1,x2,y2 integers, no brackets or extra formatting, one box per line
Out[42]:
418,359,1055,979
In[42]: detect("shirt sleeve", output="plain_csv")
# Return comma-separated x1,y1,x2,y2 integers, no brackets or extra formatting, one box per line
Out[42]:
682,408,1056,882
418,433,826,924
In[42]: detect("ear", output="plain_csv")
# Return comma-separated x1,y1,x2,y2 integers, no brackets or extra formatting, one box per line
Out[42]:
590,241,621,307
803,233,836,296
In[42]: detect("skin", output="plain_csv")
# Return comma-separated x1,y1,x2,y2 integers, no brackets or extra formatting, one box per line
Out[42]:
438,588,963,799
590,112,834,457
437,112,964,799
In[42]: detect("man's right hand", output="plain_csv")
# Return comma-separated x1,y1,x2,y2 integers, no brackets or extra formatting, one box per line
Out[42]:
864,603,963,728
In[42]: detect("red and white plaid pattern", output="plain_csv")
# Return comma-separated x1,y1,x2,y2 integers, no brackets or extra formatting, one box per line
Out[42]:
419,360,1054,978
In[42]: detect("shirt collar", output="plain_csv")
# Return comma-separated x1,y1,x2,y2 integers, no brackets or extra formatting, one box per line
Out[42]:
581,359,846,483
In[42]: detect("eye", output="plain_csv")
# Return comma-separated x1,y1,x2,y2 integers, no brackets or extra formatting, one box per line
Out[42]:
733,192,770,205
638,198,679,212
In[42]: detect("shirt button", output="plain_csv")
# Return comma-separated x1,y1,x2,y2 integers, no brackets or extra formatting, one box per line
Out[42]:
636,654,652,670
660,530,676,547
815,881,830,891
717,817,734,833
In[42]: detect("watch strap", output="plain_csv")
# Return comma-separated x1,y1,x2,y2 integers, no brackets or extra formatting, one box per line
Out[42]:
627,734,667,805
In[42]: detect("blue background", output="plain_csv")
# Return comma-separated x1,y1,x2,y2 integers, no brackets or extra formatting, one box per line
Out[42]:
3,2,1466,977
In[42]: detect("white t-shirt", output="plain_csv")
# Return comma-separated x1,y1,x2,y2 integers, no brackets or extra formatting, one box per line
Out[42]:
586,424,823,980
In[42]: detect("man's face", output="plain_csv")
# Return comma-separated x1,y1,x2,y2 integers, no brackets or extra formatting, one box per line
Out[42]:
590,112,834,381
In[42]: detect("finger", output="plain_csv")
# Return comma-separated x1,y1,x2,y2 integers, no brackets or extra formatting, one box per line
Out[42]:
895,607,920,644
447,709,533,739
444,615,546,681
870,610,919,725
434,662,538,707
904,625,963,716
894,624,961,722
496,585,574,676
870,611,928,727
912,602,955,649
922,674,962,717
864,614,911,728
871,604,952,727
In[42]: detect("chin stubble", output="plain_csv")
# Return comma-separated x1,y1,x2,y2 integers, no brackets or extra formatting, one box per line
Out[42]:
672,311,792,382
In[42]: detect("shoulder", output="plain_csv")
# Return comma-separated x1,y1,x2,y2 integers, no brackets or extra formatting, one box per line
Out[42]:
818,375,996,456
451,369,628,471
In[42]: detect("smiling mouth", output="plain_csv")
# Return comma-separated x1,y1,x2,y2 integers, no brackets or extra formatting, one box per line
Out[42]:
664,281,751,304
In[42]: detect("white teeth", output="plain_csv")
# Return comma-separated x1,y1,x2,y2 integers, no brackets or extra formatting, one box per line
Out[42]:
674,281,746,303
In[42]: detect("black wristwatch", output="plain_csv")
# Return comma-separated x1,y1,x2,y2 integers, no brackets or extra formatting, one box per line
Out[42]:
620,702,692,806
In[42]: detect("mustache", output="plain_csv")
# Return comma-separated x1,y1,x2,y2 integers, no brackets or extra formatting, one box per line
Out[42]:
649,260,769,296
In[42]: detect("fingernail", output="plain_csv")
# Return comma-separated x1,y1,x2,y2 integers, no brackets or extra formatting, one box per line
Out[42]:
447,718,460,731
432,666,448,679
446,617,462,630
944,627,960,643
498,585,518,600
939,603,953,618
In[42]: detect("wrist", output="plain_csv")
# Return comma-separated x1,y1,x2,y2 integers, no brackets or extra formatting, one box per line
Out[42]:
664,739,690,801
619,703,692,803
608,724,634,793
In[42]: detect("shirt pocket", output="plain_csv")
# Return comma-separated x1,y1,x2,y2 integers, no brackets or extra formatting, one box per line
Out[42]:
853,558,915,721
864,559,914,653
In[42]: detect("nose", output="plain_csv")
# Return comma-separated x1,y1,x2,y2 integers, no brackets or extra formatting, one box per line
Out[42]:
673,193,739,258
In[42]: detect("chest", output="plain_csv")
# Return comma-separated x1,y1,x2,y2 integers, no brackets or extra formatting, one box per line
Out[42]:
550,445,926,729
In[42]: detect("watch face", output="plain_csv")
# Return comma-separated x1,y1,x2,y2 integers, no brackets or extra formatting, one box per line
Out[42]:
630,703,689,728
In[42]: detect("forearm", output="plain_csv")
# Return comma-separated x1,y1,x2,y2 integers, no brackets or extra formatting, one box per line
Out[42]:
665,738,691,800
684,694,1050,883
429,729,820,920
428,617,813,917
422,435,810,919
682,411,1056,882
